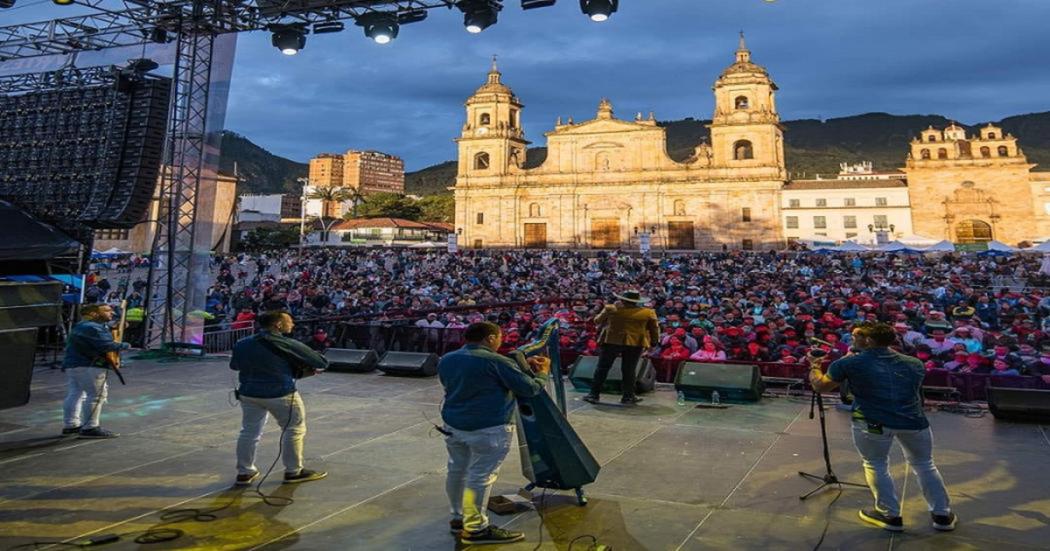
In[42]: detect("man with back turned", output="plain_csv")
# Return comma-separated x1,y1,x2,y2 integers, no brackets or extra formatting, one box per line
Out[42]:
584,290,660,405
809,321,957,533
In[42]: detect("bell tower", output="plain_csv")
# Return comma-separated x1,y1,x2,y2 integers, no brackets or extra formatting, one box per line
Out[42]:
708,33,785,175
456,57,530,178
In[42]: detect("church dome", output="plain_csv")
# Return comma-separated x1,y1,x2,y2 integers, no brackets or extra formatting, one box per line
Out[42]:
473,57,514,96
716,33,775,87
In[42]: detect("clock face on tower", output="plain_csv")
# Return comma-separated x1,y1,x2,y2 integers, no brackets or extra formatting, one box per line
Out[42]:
477,127,489,136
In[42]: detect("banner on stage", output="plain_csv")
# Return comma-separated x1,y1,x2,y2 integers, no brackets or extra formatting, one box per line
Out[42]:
639,232,651,253
447,234,458,253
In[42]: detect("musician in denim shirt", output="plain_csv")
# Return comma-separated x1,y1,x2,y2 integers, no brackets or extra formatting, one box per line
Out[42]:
810,322,956,533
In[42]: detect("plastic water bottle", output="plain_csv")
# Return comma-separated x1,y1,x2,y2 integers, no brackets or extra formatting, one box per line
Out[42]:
676,391,686,406
711,391,720,405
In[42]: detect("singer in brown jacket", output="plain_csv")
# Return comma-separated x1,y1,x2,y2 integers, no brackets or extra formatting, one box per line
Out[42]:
584,290,661,405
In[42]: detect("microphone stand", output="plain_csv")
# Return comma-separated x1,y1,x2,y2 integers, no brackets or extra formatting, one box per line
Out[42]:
798,362,866,500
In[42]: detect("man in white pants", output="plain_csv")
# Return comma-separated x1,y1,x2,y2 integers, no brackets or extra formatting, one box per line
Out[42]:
230,310,328,486
438,321,550,545
62,303,130,439
810,321,956,533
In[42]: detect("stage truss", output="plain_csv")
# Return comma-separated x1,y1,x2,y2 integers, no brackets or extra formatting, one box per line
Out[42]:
0,0,480,345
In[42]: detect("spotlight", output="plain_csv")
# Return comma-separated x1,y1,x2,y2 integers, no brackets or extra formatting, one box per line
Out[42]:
0,0,16,9
269,25,307,56
52,0,74,5
356,12,399,44
580,0,617,22
457,0,500,34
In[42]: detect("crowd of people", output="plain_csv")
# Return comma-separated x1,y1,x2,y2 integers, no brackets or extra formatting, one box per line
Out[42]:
160,247,1050,381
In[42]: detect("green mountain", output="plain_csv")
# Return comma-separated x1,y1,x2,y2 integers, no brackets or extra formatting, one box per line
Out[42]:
401,111,1050,195
219,131,308,195
220,112,1050,197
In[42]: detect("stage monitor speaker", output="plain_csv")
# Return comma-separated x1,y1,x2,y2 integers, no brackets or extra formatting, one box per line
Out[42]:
568,356,655,394
0,329,36,410
987,386,1050,423
674,362,763,402
325,348,378,373
377,351,438,377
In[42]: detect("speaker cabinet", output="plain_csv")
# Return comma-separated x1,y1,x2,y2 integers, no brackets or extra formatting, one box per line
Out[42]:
987,386,1050,423
674,362,763,402
0,329,36,410
377,351,438,377
325,348,378,373
568,356,655,394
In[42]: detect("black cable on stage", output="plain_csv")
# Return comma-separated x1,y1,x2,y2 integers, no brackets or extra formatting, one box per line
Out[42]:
532,487,549,551
811,486,843,551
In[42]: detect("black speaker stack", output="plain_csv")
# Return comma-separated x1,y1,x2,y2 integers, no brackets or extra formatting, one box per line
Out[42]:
987,386,1050,423
325,348,378,373
674,362,764,402
0,75,171,230
377,351,439,377
567,356,656,394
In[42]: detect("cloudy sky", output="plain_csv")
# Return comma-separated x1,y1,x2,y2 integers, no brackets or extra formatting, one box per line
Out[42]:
4,0,1049,170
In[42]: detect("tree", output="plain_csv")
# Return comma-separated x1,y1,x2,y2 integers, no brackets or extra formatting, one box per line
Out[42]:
307,186,352,242
241,226,299,251
417,194,455,223
353,192,423,221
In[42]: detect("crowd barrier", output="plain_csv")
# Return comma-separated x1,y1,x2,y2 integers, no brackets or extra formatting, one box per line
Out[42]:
202,326,255,353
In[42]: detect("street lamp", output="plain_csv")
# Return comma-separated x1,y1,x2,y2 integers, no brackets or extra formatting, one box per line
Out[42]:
297,177,309,255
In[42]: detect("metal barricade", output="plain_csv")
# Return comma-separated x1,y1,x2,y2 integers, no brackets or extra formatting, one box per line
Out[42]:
202,326,255,353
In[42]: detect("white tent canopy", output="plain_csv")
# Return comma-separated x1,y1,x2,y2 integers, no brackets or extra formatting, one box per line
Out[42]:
923,240,956,253
986,240,1018,253
897,234,940,247
879,240,923,252
832,241,870,252
101,247,131,255
1022,241,1050,253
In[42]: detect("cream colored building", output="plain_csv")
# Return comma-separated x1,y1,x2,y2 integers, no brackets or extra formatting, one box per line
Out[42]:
94,173,238,254
781,164,913,245
454,36,785,250
452,38,1050,250
905,123,1050,244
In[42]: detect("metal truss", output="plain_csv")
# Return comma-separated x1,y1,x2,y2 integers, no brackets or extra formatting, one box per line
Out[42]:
0,0,459,62
0,64,116,95
145,25,216,346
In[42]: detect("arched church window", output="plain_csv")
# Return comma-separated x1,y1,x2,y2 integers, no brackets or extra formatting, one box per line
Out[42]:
509,109,518,129
673,200,686,216
479,113,491,126
980,146,991,158
937,148,948,159
920,149,931,160
529,203,541,217
998,146,1009,157
734,96,749,110
733,140,754,160
474,152,490,170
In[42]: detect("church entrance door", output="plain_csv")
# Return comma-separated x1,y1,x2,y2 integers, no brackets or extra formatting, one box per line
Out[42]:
667,221,696,250
956,219,992,244
523,223,547,248
590,218,620,248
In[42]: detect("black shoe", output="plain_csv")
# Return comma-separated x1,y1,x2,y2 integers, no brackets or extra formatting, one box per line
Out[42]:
620,396,643,405
78,427,118,439
459,525,525,544
283,469,327,484
235,471,259,486
582,394,600,405
858,509,904,532
932,512,957,531
449,519,463,535
61,426,81,435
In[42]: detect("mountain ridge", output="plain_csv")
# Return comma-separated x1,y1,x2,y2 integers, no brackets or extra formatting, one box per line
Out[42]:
220,111,1050,197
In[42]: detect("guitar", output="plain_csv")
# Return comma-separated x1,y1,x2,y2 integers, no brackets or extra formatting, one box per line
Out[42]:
103,300,128,385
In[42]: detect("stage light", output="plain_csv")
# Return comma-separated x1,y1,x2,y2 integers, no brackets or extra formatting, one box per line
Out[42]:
356,12,399,44
270,25,307,55
52,0,74,5
0,0,16,9
580,0,617,22
458,0,500,34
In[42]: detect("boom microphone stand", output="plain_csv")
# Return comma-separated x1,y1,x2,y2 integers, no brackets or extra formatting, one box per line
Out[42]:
798,354,866,500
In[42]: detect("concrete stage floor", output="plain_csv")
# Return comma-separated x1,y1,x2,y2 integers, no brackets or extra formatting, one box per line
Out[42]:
1,357,1049,551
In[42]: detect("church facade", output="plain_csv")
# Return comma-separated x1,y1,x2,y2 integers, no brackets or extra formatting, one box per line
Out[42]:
453,38,1050,250
453,36,785,250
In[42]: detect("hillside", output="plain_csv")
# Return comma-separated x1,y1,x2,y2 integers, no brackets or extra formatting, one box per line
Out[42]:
219,131,308,194
219,112,1050,197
